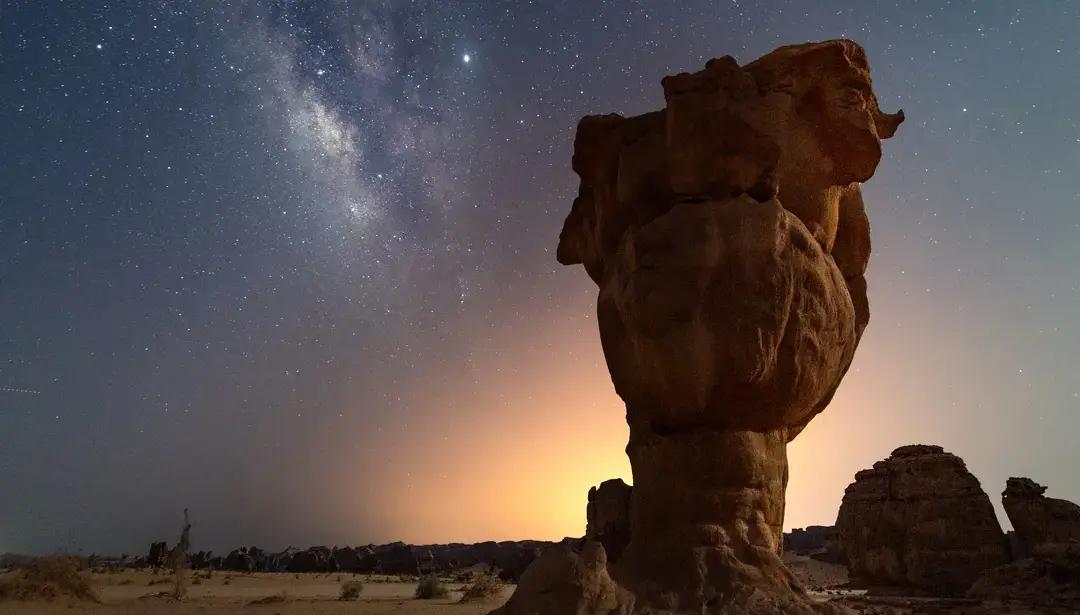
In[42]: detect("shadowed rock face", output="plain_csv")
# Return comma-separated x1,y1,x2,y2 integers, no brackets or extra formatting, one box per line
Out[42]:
1003,477,1080,558
496,39,901,615
836,445,1009,595
587,479,633,563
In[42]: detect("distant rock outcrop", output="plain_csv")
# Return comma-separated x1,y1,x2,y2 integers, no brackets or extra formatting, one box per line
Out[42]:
785,526,836,554
1002,477,1080,558
145,542,168,568
836,445,1009,594
497,37,902,615
585,479,632,563
180,540,549,580
287,546,335,572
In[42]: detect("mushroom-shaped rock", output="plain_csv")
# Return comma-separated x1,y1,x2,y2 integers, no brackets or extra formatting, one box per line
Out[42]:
503,39,902,615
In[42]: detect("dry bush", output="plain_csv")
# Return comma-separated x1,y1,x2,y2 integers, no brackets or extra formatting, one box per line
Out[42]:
459,570,503,602
414,573,449,599
339,579,364,600
0,556,98,602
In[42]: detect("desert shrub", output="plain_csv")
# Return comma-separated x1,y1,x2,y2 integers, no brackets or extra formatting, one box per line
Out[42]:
414,574,449,599
0,556,98,602
191,577,202,586
118,579,133,586
339,579,364,600
459,570,503,602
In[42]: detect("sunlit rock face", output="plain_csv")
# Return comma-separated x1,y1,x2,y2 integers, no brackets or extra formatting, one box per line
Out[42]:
836,445,1010,595
494,39,901,615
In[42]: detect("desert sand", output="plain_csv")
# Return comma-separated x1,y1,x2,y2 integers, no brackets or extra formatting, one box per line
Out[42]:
0,569,513,614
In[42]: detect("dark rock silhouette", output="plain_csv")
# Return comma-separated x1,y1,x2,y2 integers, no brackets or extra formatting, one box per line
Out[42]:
168,540,549,581
968,544,1080,610
785,526,836,555
586,478,632,563
836,445,1009,595
497,38,902,615
1003,477,1080,558
145,541,168,568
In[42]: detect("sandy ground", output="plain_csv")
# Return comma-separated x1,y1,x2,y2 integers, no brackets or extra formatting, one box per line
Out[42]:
782,552,852,594
0,569,513,614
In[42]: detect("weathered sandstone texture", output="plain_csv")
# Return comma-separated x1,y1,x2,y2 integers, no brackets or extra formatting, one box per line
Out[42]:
495,38,902,615
836,445,1009,594
1002,477,1080,558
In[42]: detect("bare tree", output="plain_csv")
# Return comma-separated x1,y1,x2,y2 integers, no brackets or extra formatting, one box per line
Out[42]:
165,509,191,600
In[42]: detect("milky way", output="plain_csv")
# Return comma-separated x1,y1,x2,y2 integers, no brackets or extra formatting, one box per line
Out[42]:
2,1,1079,554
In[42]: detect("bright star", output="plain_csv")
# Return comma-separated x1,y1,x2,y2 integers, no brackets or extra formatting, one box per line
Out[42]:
96,43,103,50
462,53,471,64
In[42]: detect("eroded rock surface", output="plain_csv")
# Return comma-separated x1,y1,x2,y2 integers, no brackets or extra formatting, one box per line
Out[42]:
1002,477,1080,558
497,38,901,615
836,445,1009,595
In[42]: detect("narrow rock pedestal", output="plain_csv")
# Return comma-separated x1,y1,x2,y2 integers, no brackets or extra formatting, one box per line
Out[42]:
494,38,903,615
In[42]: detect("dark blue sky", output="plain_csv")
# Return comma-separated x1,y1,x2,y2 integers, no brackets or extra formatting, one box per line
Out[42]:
2,1,1078,555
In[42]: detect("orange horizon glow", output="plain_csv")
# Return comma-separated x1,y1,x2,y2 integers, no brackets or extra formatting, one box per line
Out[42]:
313,265,1027,548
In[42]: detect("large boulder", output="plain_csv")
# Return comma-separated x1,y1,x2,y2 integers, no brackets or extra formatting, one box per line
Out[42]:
836,445,1009,594
498,38,901,615
492,541,632,615
1002,477,1080,558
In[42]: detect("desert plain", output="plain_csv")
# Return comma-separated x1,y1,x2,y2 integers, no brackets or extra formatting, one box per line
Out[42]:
0,569,510,615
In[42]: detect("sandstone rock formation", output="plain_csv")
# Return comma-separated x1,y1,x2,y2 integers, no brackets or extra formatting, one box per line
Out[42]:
1002,477,1080,558
496,38,902,615
968,544,1080,611
494,541,632,615
836,445,1009,594
586,479,632,563
785,526,837,555
180,540,548,580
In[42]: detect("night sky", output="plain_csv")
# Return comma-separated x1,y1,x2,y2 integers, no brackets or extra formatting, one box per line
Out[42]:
2,1,1079,556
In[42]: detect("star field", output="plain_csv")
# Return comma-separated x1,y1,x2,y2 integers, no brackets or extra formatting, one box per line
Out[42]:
1,1,1079,554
